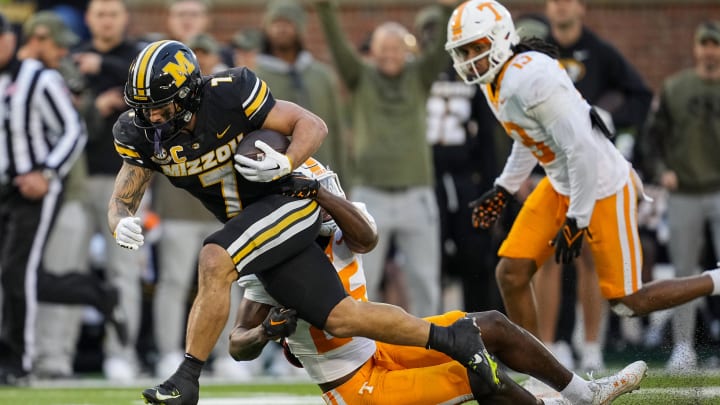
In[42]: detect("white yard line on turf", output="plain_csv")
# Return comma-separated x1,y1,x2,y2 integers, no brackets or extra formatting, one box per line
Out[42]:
639,386,720,398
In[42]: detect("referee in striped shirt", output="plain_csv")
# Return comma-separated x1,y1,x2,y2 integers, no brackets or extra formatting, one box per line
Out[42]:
0,12,86,384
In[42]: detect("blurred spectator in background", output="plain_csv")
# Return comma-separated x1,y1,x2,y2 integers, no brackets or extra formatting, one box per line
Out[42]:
314,0,454,317
514,13,550,43
641,20,720,373
165,0,209,44
255,0,347,181
532,0,653,373
230,28,261,69
36,1,90,37
17,11,79,70
546,0,652,137
0,11,86,385
187,32,227,73
16,10,85,105
60,0,146,381
414,5,503,313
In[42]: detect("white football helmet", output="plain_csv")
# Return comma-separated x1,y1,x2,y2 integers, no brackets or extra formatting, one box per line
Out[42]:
445,0,519,85
294,157,346,236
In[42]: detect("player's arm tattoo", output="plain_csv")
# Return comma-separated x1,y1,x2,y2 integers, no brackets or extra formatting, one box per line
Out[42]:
107,162,153,233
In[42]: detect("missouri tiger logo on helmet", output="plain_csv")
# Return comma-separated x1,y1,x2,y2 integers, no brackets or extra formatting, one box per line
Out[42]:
445,0,519,85
124,40,203,147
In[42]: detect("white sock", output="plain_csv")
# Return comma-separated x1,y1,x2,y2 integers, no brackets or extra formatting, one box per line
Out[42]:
583,341,601,354
560,373,593,403
704,268,720,296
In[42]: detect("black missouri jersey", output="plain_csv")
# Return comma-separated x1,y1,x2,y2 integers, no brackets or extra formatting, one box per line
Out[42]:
113,67,277,223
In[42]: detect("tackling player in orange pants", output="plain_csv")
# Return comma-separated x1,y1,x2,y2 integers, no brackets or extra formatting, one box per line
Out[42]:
229,159,646,405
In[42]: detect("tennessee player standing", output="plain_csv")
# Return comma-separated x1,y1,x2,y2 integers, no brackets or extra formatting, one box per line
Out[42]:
445,0,720,350
110,41,503,405
230,159,647,405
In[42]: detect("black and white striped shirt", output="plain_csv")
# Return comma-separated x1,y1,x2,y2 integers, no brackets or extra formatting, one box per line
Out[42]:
0,57,86,185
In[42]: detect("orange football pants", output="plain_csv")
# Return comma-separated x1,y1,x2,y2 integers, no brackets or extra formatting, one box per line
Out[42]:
321,311,474,405
498,175,643,299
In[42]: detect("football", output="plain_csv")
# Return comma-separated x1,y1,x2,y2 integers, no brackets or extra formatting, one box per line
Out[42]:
235,128,291,162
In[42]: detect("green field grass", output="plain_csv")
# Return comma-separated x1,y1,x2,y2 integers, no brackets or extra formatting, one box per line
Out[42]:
1,372,720,405
0,381,323,405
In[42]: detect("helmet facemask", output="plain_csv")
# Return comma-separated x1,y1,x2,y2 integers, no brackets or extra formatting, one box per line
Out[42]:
295,159,346,237
129,93,197,154
316,171,345,200
312,168,345,237
448,38,496,85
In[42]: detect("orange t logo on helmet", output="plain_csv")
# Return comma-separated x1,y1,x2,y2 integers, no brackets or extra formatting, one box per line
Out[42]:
451,1,503,41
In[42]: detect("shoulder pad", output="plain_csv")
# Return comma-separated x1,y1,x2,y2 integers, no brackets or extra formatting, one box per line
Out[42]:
113,111,150,166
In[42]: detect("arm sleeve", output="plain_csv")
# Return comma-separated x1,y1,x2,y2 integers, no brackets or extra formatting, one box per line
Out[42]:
36,70,87,178
527,83,598,228
316,1,364,89
494,140,538,193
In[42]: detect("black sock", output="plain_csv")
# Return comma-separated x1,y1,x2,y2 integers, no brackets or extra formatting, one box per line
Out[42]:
173,353,205,381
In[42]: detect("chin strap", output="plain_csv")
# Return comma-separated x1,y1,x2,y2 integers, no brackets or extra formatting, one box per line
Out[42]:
153,127,163,157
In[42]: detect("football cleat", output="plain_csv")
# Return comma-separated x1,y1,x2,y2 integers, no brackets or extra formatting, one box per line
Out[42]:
589,360,647,405
142,378,198,405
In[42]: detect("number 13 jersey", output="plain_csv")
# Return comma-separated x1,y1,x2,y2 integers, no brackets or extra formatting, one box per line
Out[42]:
482,51,629,227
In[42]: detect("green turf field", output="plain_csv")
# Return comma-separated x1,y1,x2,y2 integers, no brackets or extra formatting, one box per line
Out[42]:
1,372,719,405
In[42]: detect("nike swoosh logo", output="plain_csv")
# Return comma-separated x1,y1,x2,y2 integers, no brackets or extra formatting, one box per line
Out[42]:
270,319,287,326
216,124,231,139
154,390,181,401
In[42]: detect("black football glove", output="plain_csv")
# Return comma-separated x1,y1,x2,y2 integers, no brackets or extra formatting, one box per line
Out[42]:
550,217,591,264
469,185,510,229
262,307,298,340
274,173,320,199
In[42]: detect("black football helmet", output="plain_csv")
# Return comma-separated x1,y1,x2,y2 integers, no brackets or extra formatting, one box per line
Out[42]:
124,40,202,145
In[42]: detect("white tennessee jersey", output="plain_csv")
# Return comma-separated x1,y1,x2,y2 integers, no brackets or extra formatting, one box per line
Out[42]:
238,203,377,384
482,51,629,227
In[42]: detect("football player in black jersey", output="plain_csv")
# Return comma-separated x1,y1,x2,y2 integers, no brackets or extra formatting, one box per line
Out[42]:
110,40,499,405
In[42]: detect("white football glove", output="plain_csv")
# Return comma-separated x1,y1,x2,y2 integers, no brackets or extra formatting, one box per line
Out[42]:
234,140,292,182
113,217,144,250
